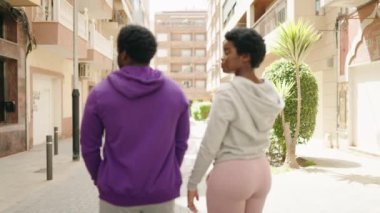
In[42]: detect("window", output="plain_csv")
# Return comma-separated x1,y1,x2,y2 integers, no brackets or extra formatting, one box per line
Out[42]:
195,33,206,41
195,80,206,89
0,59,17,123
171,49,181,57
0,60,4,121
157,64,168,72
0,15,17,43
181,34,191,41
181,80,193,88
181,49,192,57
0,15,4,39
157,33,168,41
157,49,168,57
195,64,206,72
315,0,325,16
171,33,181,41
223,0,237,26
133,0,141,9
181,64,192,72
171,64,181,73
195,49,206,57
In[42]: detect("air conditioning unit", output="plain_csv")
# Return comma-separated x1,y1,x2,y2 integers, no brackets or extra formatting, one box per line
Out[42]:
78,63,90,79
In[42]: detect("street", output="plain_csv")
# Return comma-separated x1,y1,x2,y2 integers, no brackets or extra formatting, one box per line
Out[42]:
1,121,380,213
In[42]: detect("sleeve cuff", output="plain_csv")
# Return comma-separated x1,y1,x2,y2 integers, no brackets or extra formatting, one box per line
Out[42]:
187,182,198,191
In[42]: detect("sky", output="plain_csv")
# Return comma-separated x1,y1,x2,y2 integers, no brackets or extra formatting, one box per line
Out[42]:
148,0,208,20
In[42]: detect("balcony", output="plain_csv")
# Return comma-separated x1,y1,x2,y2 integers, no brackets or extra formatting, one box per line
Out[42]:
167,71,207,80
155,24,207,32
82,21,113,70
31,0,88,58
321,0,373,8
252,0,287,38
158,40,207,49
114,0,133,21
6,0,39,6
182,88,211,100
101,20,120,39
98,8,132,42
155,56,207,64
78,0,113,19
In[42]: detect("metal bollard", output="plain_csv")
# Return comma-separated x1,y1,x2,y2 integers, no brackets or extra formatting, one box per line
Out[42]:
54,127,58,155
46,135,53,180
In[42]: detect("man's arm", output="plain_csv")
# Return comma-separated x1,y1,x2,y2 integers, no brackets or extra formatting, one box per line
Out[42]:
80,89,104,184
175,104,190,166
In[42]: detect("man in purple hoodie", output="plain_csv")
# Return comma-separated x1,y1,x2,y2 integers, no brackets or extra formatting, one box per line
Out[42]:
81,25,190,212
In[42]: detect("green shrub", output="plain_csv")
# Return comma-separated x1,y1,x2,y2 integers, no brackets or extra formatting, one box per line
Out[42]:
191,101,212,121
264,59,318,164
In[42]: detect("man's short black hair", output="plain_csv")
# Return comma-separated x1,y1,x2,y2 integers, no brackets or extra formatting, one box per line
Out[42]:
225,28,266,68
117,25,157,64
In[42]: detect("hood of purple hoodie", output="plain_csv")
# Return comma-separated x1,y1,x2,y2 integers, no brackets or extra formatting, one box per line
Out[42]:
108,65,164,99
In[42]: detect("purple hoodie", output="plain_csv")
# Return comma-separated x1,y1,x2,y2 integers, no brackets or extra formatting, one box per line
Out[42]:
80,65,189,206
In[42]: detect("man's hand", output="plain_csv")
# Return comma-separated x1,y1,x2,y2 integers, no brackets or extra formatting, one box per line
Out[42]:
187,190,199,212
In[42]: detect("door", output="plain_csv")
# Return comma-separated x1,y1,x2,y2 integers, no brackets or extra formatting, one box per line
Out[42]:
33,75,53,145
350,63,380,154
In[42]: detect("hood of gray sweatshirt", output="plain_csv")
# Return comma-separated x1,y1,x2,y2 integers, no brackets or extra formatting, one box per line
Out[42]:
231,76,284,132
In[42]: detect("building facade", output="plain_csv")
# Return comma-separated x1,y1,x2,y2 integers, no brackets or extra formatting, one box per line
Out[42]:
334,0,380,154
25,0,114,148
206,0,223,94
0,0,149,157
0,0,35,157
154,11,210,101
207,0,380,155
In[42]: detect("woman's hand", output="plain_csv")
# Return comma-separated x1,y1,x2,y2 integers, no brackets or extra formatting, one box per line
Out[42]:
187,190,199,212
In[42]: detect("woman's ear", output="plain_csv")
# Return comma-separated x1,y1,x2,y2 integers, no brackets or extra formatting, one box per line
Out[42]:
241,53,251,64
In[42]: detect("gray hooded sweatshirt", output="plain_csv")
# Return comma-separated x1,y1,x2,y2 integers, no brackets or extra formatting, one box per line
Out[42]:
188,76,284,190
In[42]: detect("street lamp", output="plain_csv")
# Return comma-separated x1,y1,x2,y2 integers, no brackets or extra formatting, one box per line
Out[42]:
72,0,80,161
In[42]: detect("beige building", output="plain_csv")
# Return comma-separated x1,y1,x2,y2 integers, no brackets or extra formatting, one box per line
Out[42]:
207,0,380,155
25,0,115,148
0,0,149,156
207,1,223,94
154,11,210,101
0,0,36,157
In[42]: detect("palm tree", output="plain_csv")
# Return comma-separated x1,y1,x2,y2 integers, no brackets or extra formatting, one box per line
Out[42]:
272,20,321,168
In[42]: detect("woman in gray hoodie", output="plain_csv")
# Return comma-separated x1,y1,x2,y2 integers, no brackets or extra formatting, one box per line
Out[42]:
187,28,284,213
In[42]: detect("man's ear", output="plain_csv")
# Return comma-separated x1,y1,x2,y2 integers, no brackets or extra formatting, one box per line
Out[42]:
119,51,133,64
119,51,127,60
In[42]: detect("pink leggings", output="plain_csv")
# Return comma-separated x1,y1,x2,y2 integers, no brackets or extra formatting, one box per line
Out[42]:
206,157,271,213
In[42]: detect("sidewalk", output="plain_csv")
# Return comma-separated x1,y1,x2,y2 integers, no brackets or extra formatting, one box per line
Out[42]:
0,138,96,212
0,121,208,213
264,144,380,213
1,121,380,213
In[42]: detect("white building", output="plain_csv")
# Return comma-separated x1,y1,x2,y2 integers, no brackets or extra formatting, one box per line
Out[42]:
207,0,380,155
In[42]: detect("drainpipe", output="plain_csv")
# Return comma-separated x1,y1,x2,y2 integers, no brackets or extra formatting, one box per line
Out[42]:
335,10,344,149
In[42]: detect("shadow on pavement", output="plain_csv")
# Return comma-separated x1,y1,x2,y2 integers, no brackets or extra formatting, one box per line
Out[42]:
301,157,361,168
334,174,380,185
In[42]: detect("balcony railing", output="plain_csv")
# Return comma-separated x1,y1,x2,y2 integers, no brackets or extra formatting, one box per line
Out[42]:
156,20,207,28
113,10,129,26
33,0,88,40
105,0,113,8
321,0,372,8
88,21,113,60
6,0,40,7
252,0,287,37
